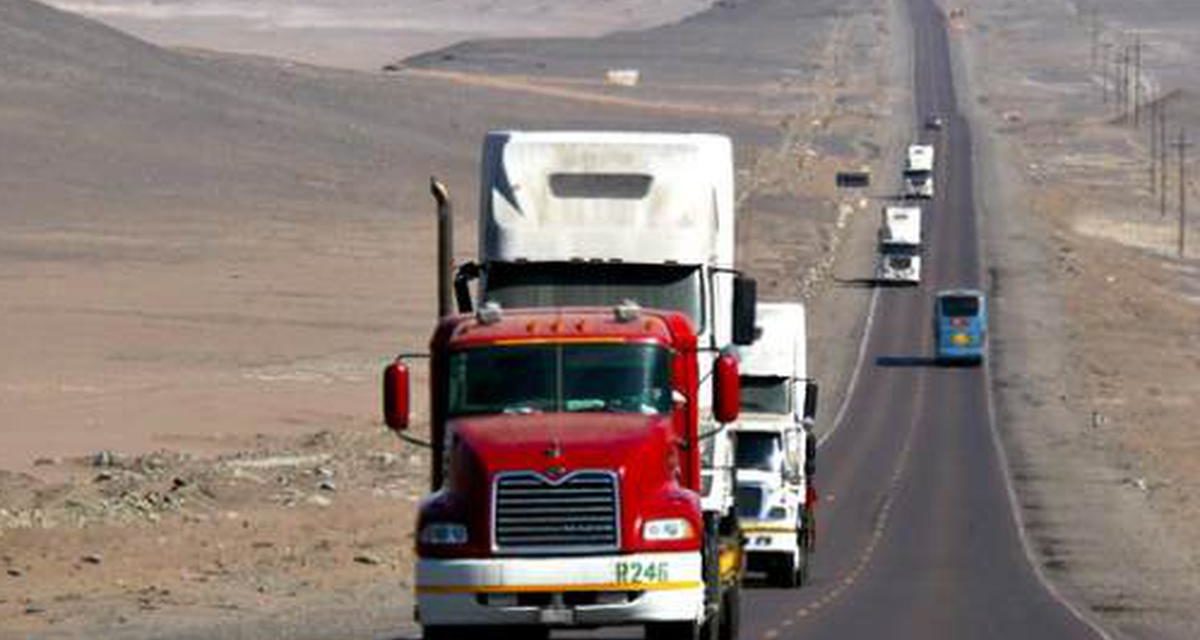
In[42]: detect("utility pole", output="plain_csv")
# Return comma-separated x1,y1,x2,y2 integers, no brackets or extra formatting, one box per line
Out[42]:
1090,7,1100,70
1150,99,1157,194
1113,45,1123,121
1161,101,1169,217
1101,42,1112,104
1133,34,1142,126
1172,129,1191,259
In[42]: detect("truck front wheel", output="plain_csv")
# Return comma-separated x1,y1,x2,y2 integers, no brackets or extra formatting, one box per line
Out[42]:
646,621,702,640
718,584,741,640
422,626,477,640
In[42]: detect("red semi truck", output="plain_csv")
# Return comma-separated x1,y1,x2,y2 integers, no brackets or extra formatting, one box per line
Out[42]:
384,302,744,639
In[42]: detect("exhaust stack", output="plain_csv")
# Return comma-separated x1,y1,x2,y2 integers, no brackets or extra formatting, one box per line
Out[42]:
431,177,452,318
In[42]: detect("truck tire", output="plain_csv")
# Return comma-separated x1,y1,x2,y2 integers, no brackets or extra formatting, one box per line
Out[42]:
719,584,741,640
422,626,479,640
796,545,810,586
646,621,702,640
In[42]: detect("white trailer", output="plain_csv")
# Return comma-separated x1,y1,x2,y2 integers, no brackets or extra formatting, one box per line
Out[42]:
903,144,935,199
876,206,923,285
733,302,818,588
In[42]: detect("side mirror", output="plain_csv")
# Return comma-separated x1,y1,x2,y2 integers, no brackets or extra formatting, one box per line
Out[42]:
803,381,819,422
732,275,757,346
383,361,411,432
713,353,740,424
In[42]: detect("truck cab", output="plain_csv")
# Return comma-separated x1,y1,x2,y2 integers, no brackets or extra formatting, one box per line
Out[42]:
732,303,818,587
903,144,935,199
876,206,923,285
455,131,757,526
384,304,744,640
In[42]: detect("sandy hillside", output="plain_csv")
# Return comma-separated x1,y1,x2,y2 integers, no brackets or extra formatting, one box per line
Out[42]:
0,0,898,635
957,0,1200,636
39,0,717,70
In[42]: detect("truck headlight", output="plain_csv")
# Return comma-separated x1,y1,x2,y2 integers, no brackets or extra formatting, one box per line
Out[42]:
766,506,788,520
643,518,694,541
419,522,468,545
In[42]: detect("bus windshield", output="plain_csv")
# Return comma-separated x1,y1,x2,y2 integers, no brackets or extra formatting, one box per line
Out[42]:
447,343,673,417
941,295,981,317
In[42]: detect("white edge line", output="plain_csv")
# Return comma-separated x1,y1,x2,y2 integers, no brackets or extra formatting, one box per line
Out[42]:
818,286,880,447
980,359,1117,640
961,24,1118,635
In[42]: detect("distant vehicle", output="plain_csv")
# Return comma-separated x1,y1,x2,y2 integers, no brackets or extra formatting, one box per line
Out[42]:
876,206,922,285
934,290,987,364
925,114,944,131
733,302,819,588
903,144,935,199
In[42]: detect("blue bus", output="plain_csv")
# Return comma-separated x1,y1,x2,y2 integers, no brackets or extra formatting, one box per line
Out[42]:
934,289,987,364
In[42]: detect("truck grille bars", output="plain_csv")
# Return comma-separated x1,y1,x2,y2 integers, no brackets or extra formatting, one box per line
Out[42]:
493,471,620,554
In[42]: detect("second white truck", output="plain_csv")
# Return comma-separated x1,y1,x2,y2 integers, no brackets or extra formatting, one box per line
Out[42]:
903,143,935,199
733,302,818,588
876,206,922,285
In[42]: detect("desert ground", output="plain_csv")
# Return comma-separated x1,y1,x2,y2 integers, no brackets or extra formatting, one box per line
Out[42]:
955,0,1200,637
0,0,897,636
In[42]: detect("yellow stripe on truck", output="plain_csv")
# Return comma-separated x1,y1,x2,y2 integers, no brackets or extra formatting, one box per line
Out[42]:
417,580,702,595
741,525,796,534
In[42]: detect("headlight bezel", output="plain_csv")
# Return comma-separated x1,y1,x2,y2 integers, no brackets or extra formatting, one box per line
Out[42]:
419,522,469,545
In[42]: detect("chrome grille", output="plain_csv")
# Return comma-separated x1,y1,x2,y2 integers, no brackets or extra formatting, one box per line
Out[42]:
493,471,619,554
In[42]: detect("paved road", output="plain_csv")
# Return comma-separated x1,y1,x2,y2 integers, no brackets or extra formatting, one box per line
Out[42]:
738,0,1105,638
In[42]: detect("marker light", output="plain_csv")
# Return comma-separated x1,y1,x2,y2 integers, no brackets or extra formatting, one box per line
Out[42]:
614,300,641,323
476,302,502,325
643,518,694,541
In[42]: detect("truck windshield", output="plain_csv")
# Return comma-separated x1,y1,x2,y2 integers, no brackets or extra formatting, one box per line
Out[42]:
447,343,673,417
740,376,789,414
881,243,920,256
905,169,932,182
484,263,704,331
940,295,980,317
734,431,783,472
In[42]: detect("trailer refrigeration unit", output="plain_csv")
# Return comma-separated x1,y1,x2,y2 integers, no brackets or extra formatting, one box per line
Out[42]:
453,130,758,531
733,302,819,588
384,303,746,639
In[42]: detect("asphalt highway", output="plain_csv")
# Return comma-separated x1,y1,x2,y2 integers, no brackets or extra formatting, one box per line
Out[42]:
736,0,1107,637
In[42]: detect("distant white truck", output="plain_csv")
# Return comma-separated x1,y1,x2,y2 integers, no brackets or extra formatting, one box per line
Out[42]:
903,144,935,199
876,206,922,285
733,302,819,588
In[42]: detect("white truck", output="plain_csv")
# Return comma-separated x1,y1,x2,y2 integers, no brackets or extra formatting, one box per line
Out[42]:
441,130,757,636
903,143,935,199
733,302,818,587
876,206,922,285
